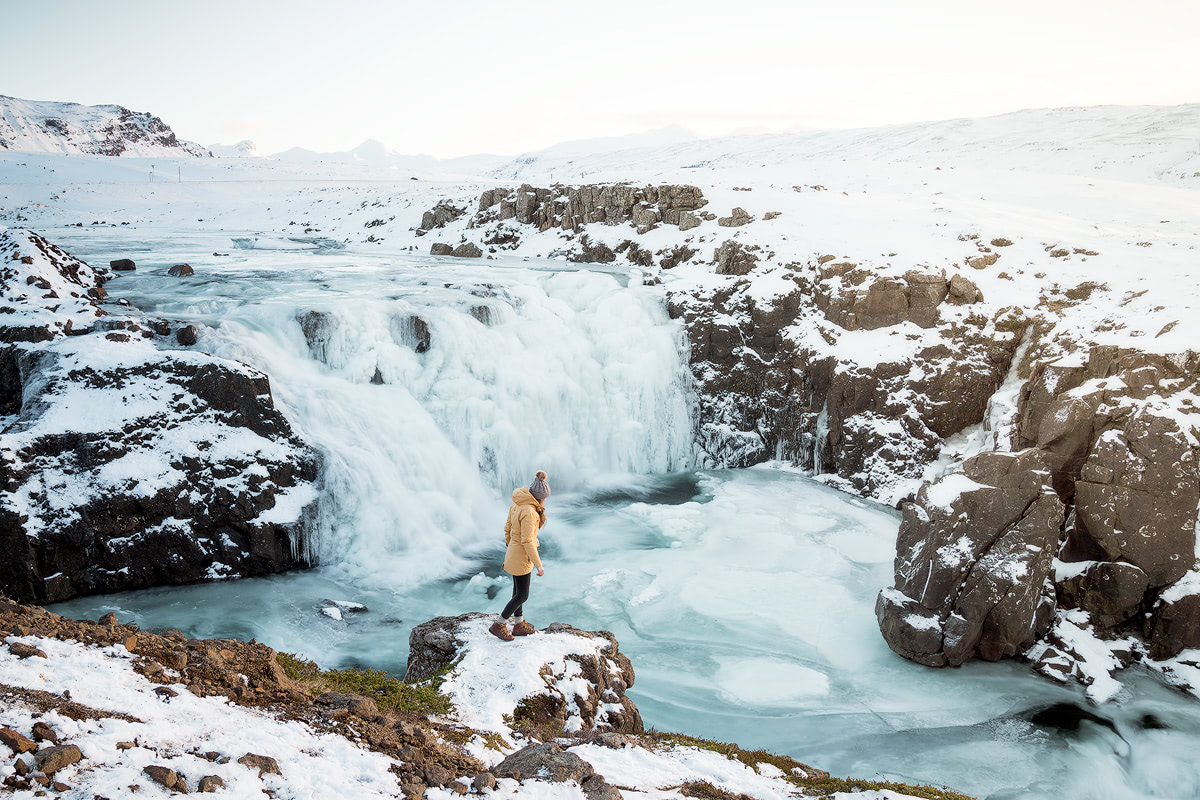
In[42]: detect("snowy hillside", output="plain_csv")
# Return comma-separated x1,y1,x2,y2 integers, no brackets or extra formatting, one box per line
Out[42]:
0,95,209,158
488,103,1200,185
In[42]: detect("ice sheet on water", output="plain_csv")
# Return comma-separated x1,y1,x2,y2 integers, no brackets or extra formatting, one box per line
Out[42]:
714,656,832,706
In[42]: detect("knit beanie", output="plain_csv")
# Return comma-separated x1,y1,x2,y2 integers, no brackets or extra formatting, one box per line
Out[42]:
529,470,550,501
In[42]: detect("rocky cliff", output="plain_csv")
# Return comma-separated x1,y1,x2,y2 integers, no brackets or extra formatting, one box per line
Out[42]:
0,228,319,602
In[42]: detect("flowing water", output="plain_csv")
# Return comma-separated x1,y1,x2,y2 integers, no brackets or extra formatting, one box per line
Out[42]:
47,231,1200,800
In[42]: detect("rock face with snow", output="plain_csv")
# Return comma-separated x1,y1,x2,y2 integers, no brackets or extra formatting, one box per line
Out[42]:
407,613,643,736
0,95,210,157
877,450,1063,666
473,183,707,235
667,260,1018,498
0,229,319,603
879,343,1200,685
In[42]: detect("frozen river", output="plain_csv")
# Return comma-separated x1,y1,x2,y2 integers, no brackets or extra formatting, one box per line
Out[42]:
49,231,1200,800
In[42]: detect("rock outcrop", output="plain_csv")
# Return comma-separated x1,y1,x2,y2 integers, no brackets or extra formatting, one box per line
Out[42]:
473,183,707,235
877,450,1063,666
879,343,1200,684
666,259,1023,499
0,229,319,603
406,614,643,736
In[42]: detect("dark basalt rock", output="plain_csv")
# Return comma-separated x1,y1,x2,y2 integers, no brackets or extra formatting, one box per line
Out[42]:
0,229,320,604
167,263,194,277
176,324,198,345
877,450,1063,666
1057,561,1149,631
666,265,1021,495
450,242,482,258
109,258,136,271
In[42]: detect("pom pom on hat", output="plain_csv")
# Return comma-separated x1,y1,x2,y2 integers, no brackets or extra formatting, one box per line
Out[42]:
529,470,550,500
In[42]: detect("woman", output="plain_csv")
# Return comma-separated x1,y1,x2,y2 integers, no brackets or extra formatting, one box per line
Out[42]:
490,470,550,641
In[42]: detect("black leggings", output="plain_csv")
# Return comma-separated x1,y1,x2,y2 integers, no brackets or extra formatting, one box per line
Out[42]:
501,572,531,620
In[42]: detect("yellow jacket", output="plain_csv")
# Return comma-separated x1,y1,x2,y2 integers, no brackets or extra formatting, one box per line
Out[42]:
503,486,545,575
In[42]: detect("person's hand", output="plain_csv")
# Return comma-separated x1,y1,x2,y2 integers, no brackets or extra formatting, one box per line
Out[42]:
536,567,545,577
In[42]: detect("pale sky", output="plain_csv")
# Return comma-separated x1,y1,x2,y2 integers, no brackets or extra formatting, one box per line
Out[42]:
4,0,1198,157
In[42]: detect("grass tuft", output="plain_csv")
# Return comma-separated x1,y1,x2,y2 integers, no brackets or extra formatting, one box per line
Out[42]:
276,653,455,716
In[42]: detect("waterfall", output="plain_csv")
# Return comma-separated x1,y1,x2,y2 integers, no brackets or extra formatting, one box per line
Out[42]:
144,257,695,585
812,400,830,476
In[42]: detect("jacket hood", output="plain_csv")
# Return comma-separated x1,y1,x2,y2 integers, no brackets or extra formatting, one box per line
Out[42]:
511,486,542,507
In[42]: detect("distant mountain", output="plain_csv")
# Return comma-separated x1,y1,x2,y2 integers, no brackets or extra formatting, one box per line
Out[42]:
0,95,210,157
209,139,266,158
270,138,508,175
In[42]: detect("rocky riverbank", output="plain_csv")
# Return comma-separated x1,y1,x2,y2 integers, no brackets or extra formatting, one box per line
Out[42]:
0,599,969,799
0,228,319,603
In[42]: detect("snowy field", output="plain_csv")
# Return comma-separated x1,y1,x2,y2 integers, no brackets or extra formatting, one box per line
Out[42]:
5,103,1200,799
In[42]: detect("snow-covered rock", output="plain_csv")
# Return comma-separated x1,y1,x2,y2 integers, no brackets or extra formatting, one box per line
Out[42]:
0,95,210,158
406,614,643,738
0,229,319,602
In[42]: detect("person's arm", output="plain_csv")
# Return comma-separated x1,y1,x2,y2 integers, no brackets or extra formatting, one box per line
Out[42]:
518,507,543,571
504,514,512,546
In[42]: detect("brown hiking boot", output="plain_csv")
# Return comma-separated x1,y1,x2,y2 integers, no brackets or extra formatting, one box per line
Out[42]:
489,621,514,641
512,620,536,636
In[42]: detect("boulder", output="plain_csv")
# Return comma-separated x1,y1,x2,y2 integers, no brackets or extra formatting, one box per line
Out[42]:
35,744,83,774
877,451,1064,666
198,775,225,792
31,722,58,743
143,765,185,791
109,258,136,271
8,642,47,659
1146,572,1200,659
176,324,198,346
713,241,758,276
0,728,37,754
1073,411,1198,587
167,263,194,277
399,315,431,353
315,692,379,719
1057,561,1149,631
451,242,482,258
903,271,950,327
238,753,281,776
569,235,616,264
717,207,753,227
430,243,453,256
493,742,592,783
947,273,983,305
420,202,465,230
